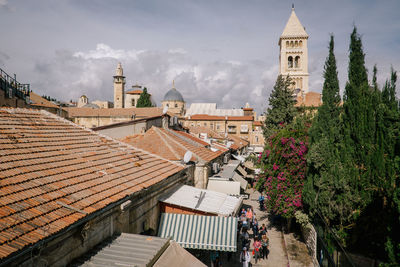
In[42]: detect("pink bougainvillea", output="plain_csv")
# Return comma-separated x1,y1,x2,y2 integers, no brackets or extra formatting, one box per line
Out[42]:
255,127,308,219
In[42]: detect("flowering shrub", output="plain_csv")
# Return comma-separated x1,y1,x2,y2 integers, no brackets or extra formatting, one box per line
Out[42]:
256,127,308,218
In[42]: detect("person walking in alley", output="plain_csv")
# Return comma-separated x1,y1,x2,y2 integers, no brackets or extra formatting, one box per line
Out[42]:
258,193,265,211
261,234,269,259
253,237,262,264
252,218,259,239
240,247,251,267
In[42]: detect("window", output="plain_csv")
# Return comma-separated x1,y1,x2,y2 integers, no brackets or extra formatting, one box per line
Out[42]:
204,122,207,126
217,124,220,130
299,40,303,47
175,103,178,108
255,136,259,142
288,56,293,68
295,56,300,68
166,104,169,107
295,41,298,47
240,125,249,133
131,99,135,106
286,41,289,47
228,125,237,133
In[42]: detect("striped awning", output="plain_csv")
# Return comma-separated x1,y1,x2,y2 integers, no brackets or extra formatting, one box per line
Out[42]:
158,213,238,252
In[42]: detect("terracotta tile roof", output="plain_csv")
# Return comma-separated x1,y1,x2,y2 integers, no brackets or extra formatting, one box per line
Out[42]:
227,116,253,121
253,121,263,127
227,135,249,150
125,90,143,95
65,107,163,118
0,108,183,260
186,126,225,139
295,91,322,107
188,114,253,121
122,127,223,163
242,108,253,111
29,92,60,109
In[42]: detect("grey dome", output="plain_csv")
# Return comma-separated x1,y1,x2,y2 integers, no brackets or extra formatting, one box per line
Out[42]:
163,88,184,102
83,103,100,109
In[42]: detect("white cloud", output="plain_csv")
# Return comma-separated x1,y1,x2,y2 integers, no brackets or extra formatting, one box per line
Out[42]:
32,43,276,114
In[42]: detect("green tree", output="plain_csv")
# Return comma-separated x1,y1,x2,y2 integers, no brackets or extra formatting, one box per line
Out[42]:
136,87,153,107
263,75,296,138
303,35,356,232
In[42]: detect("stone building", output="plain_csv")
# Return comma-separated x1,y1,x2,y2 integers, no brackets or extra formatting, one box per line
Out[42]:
161,82,186,116
124,84,143,108
113,62,125,108
279,5,309,94
65,106,163,128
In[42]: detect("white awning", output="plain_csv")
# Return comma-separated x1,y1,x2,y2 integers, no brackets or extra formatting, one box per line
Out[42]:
158,213,238,252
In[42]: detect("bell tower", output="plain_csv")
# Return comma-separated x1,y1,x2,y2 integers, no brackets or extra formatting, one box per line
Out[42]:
113,62,125,108
279,5,309,94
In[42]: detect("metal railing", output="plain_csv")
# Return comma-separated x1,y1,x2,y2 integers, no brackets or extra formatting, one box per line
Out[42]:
0,67,30,103
314,211,356,267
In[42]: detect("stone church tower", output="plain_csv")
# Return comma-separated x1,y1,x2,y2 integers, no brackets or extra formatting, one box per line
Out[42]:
113,62,125,108
279,6,309,94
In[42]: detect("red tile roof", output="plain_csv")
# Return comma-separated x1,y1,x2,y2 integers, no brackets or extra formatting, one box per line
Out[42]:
227,134,249,150
125,90,143,95
29,92,60,109
253,121,263,127
186,126,225,139
66,107,163,118
0,108,183,260
187,114,253,121
122,127,223,163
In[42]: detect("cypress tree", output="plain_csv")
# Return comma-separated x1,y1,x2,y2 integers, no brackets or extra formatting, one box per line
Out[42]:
263,75,296,139
342,26,375,206
136,87,153,107
304,35,354,228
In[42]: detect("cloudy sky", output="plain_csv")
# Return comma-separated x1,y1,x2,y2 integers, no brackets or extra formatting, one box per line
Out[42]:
1,0,399,113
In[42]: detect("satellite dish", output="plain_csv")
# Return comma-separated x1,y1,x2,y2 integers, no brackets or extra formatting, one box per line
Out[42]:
162,105,168,114
183,151,193,163
227,141,233,148
211,147,218,152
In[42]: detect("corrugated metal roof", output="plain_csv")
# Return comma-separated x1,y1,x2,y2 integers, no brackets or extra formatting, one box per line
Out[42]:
232,172,248,190
158,213,237,252
78,233,170,267
214,160,240,180
207,180,241,196
185,103,244,117
160,185,241,216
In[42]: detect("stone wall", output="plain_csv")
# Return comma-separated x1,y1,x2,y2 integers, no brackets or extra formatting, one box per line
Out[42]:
301,223,317,261
12,167,194,267
0,90,28,108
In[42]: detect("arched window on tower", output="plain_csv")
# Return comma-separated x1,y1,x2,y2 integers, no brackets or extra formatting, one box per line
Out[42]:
295,56,300,68
299,40,303,47
131,99,135,107
295,41,298,47
288,56,293,68
286,41,289,47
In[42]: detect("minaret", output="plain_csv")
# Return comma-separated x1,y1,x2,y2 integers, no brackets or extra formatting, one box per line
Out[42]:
279,5,309,94
113,62,125,108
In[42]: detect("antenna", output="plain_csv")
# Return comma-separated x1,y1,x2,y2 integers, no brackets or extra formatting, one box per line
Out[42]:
162,105,168,114
183,151,193,163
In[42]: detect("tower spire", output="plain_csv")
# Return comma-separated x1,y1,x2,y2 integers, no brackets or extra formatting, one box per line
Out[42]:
292,3,294,10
